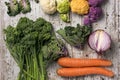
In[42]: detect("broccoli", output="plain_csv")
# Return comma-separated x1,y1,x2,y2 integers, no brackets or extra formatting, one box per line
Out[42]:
19,0,31,14
5,0,20,16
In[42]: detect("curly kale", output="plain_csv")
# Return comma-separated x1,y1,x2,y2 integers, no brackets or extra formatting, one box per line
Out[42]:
19,0,31,14
5,0,20,16
57,24,92,49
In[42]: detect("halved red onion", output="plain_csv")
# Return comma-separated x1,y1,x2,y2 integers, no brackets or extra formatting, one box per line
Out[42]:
88,29,111,54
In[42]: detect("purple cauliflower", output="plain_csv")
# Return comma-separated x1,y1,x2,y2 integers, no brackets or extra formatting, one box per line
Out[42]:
83,7,103,25
84,16,91,25
89,7,103,22
88,0,103,6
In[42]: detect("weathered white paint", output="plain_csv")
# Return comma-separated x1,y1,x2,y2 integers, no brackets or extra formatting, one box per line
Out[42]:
0,0,120,80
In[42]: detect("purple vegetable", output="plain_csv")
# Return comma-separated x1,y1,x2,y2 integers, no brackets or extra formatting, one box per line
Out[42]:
88,29,111,54
88,0,103,6
84,16,91,25
89,7,103,22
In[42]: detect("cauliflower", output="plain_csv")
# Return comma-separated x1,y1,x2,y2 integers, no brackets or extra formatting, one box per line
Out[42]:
56,0,70,14
60,13,70,22
84,7,103,25
56,0,70,22
84,16,91,25
89,7,103,22
88,0,103,6
40,0,57,14
70,0,89,15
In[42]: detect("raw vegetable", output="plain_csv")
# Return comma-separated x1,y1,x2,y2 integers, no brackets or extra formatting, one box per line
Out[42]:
84,16,91,25
60,13,70,22
70,0,89,15
58,57,112,68
39,0,57,14
5,0,20,16
4,17,68,80
56,0,70,22
57,67,114,77
84,7,103,25
89,7,103,22
88,0,103,6
88,29,111,54
56,0,70,14
57,24,91,49
19,0,31,14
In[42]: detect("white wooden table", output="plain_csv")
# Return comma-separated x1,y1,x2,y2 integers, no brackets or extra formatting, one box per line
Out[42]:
0,0,120,80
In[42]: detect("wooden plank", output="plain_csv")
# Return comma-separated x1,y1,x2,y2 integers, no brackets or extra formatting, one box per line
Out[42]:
0,0,120,80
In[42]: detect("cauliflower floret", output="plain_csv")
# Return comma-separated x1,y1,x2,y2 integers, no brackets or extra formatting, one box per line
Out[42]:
70,0,89,15
56,0,70,14
40,0,57,14
88,0,103,6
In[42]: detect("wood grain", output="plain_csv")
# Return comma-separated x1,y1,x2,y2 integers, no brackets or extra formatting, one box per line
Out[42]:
0,0,120,80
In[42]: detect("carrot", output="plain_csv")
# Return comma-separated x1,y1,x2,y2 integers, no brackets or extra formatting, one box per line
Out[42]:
58,57,112,67
57,67,114,77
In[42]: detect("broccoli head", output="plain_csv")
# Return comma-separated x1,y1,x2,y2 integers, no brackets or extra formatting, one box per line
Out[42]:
5,0,20,16
19,0,31,14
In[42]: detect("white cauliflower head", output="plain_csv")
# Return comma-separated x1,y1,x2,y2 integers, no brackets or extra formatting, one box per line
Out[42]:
40,0,57,14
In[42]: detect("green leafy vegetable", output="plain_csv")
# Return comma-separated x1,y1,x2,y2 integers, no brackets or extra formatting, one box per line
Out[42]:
19,0,31,14
57,24,92,49
5,0,20,16
4,17,68,80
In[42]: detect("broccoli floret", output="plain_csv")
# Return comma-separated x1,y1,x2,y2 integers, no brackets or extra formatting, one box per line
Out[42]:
34,0,39,3
19,0,31,14
5,0,20,16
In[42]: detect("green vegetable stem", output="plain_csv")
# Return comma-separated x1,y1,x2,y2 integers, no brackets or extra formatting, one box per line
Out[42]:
4,17,68,80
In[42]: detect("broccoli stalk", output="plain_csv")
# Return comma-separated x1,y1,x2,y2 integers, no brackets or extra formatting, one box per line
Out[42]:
5,0,20,16
19,0,31,14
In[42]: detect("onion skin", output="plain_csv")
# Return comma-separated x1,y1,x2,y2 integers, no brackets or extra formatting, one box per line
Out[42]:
88,29,111,54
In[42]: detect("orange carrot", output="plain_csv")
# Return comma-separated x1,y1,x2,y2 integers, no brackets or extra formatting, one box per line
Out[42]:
58,57,112,67
57,67,114,77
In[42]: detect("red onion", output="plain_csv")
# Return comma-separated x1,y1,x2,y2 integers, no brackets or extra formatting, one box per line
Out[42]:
88,29,111,54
